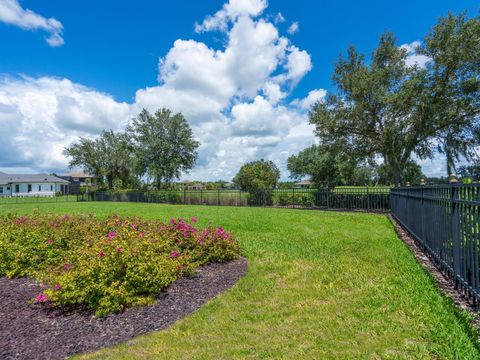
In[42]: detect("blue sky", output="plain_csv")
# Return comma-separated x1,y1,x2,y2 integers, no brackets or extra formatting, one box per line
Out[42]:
0,0,478,180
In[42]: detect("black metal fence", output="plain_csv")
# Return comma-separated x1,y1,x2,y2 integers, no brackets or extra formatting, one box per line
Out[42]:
79,187,391,211
391,184,480,305
0,194,79,205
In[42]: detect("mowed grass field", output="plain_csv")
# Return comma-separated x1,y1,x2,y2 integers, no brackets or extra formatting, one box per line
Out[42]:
0,202,478,359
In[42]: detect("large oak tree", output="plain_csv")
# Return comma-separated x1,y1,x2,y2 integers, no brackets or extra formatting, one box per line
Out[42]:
309,14,479,185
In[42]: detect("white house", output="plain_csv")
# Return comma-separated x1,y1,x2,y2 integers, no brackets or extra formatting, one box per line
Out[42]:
0,172,70,197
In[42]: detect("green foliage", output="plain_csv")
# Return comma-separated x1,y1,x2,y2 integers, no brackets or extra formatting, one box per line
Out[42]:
4,203,479,359
233,159,280,205
233,159,280,192
0,214,240,316
377,160,424,186
309,14,480,184
276,191,315,207
420,13,480,176
458,159,480,181
287,144,377,188
128,109,200,189
64,130,137,190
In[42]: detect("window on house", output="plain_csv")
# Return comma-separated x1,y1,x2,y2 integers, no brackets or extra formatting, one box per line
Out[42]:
50,185,53,191
39,185,42,191
0,187,3,194
28,184,32,192
15,184,19,193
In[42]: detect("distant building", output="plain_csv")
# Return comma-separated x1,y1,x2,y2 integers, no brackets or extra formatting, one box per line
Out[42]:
0,172,70,197
58,172,99,194
179,180,206,190
65,171,98,186
294,179,312,188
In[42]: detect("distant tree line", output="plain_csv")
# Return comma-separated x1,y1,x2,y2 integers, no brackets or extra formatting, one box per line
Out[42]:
288,13,479,188
64,108,199,190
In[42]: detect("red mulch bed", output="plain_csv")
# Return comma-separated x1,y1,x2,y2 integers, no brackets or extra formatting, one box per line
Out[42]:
0,257,247,360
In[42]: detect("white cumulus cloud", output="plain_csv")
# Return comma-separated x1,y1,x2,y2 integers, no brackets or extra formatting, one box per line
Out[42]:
400,40,430,68
291,89,326,110
0,0,64,46
0,0,322,180
0,76,130,172
287,21,299,35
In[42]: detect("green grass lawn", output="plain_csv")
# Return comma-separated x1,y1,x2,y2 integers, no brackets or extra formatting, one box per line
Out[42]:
0,202,478,359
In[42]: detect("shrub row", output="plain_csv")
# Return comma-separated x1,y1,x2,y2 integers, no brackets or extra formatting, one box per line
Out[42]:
0,214,240,316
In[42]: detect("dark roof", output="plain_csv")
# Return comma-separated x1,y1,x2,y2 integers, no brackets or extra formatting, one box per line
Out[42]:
0,173,69,185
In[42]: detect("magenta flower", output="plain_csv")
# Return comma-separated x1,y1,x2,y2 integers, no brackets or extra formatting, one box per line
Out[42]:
140,231,145,237
116,247,123,253
170,218,176,225
34,293,49,303
98,251,106,257
170,251,180,258
217,227,224,236
107,231,116,240
47,239,54,245
191,217,198,223
54,284,62,291
63,263,73,271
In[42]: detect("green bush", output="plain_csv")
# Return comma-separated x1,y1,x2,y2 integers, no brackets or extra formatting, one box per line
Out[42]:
0,214,240,316
275,191,315,207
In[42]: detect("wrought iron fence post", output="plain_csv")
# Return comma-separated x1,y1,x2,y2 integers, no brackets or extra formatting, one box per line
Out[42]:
218,189,220,206
451,184,461,289
184,188,186,204
421,184,426,252
292,188,295,208
367,187,370,211
200,189,203,205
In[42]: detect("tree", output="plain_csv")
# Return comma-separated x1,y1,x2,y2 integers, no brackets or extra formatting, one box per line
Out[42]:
287,143,374,188
419,14,480,177
64,130,137,189
128,108,200,189
376,160,424,186
233,159,280,191
309,14,479,185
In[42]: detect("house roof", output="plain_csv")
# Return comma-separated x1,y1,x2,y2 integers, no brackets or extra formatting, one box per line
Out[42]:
67,171,96,178
0,172,69,185
295,179,312,185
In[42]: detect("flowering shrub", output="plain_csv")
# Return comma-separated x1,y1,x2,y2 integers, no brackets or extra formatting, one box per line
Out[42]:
0,214,240,316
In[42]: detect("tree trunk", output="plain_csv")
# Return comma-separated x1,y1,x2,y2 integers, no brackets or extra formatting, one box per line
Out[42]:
446,146,454,178
155,177,162,190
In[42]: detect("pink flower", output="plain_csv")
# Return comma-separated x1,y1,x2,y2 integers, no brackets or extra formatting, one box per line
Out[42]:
170,218,176,225
63,263,73,271
140,231,145,237
116,247,123,253
131,224,137,230
108,231,116,240
34,293,49,303
98,251,106,257
47,239,54,245
191,217,198,223
217,227,224,236
170,251,180,258
54,284,62,291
